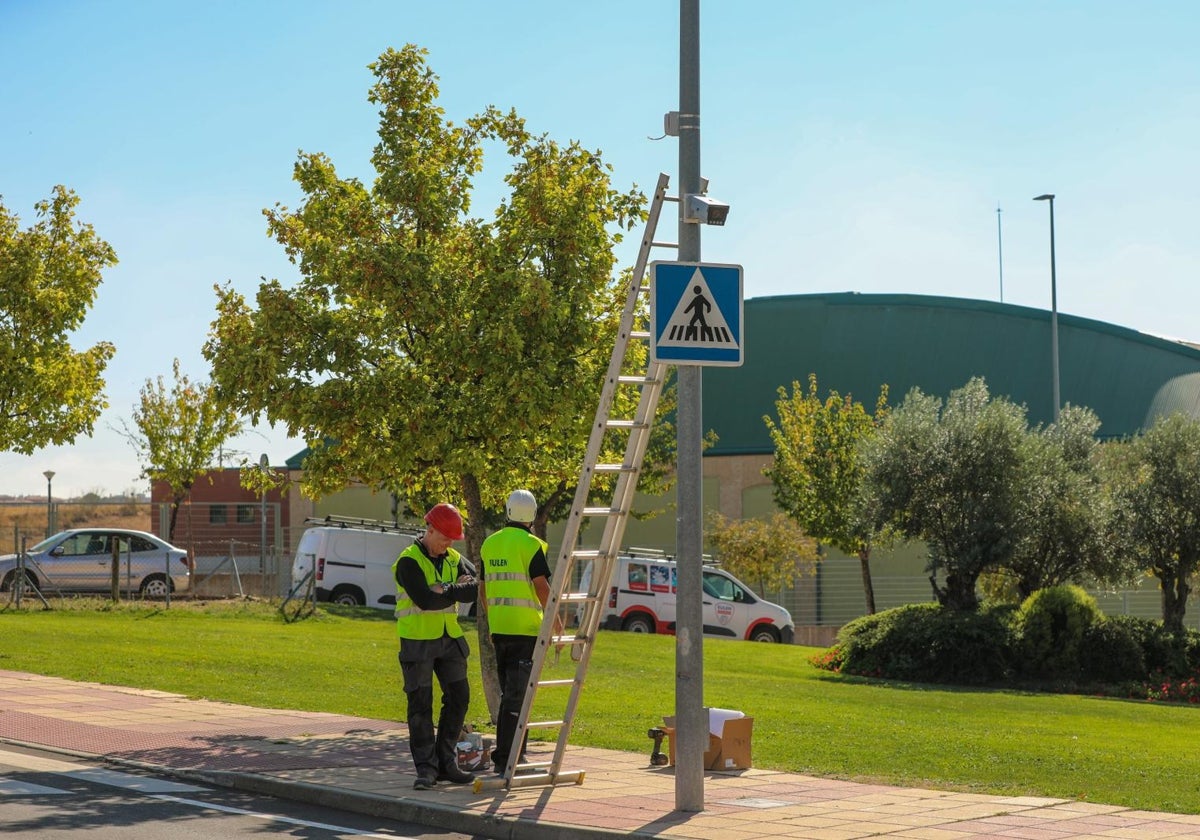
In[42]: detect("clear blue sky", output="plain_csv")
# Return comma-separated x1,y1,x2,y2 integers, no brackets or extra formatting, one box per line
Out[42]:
3,1,1197,498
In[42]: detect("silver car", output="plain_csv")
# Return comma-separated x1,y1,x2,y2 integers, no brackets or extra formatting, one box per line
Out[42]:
0,529,190,597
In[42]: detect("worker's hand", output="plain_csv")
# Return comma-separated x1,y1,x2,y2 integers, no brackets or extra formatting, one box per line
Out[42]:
456,574,476,585
432,583,444,595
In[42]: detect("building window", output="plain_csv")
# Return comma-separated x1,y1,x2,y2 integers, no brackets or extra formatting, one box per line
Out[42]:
209,505,228,525
237,505,255,524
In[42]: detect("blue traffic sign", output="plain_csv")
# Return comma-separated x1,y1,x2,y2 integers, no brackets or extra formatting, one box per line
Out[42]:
650,261,744,366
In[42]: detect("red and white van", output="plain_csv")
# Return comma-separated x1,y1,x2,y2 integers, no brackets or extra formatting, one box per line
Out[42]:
595,550,794,643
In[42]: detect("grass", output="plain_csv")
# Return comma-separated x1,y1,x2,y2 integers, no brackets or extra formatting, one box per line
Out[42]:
2,598,1198,814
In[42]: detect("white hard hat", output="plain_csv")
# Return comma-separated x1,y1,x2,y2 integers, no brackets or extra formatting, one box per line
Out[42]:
506,489,537,523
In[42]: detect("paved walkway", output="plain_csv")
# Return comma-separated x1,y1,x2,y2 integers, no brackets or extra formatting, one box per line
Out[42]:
2,669,1199,839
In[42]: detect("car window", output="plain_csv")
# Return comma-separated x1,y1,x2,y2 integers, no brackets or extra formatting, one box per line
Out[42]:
56,534,96,557
703,572,735,600
129,536,158,552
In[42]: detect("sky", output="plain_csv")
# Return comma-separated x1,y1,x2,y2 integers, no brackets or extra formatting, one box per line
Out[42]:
2,1,1198,498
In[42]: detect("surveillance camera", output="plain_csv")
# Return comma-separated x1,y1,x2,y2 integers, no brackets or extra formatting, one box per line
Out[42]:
684,194,730,226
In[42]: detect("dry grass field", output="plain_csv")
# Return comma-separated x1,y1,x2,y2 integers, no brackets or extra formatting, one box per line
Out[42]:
0,501,151,553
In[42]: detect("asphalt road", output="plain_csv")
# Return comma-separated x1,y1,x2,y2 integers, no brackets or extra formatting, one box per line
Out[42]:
0,744,483,840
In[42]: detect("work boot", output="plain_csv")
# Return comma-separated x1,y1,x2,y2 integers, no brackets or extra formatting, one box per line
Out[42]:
436,764,475,785
412,772,437,791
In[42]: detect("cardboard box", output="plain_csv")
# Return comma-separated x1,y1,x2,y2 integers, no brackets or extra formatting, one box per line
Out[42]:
660,709,753,771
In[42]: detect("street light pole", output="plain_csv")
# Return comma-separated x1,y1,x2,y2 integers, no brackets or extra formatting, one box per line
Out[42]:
42,470,56,537
1033,194,1059,422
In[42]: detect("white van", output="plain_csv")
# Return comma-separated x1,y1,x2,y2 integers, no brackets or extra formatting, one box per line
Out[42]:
596,551,795,643
291,520,420,609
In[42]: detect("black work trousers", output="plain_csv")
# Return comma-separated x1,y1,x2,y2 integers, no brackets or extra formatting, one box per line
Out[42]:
399,634,471,778
491,633,536,770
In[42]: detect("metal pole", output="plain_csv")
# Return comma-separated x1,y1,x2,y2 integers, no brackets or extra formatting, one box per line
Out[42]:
1034,193,1060,422
996,204,1004,302
42,470,55,538
675,0,705,813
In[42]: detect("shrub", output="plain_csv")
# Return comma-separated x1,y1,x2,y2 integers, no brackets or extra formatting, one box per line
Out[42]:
1014,585,1103,680
832,603,1012,685
1079,617,1146,683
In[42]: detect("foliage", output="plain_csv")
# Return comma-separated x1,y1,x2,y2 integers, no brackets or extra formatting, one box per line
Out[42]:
1004,406,1128,599
861,378,1027,610
764,374,888,612
202,45,645,714
0,186,117,454
1013,584,1103,680
115,358,243,540
6,603,1200,813
829,602,1013,685
1079,616,1147,683
1102,412,1200,634
705,511,818,593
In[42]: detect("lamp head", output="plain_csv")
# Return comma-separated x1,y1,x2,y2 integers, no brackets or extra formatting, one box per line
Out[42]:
43,470,55,482
1033,194,1055,202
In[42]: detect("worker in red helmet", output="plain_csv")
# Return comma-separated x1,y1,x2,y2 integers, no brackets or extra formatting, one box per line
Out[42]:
392,502,478,790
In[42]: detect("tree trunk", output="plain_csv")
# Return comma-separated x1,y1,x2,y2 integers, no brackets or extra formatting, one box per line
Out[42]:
461,473,501,722
857,547,876,614
940,569,980,611
1160,573,1189,636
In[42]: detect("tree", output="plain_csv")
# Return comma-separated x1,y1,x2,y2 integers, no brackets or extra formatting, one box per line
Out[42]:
764,374,888,613
0,186,116,453
1001,405,1126,600
117,359,243,540
1103,412,1200,634
861,377,1027,611
202,45,644,715
706,511,818,595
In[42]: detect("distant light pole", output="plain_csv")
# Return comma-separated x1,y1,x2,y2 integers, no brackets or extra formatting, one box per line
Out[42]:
1033,193,1060,422
996,203,1004,302
42,470,56,537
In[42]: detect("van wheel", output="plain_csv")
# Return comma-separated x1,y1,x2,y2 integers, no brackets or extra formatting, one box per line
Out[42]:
330,585,365,606
750,625,780,643
622,613,655,634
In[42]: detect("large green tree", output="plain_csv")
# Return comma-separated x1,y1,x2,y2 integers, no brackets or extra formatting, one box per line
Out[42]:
202,45,644,713
1002,405,1126,600
0,186,116,453
862,377,1027,611
117,358,244,541
764,374,888,613
706,511,818,595
1103,412,1200,634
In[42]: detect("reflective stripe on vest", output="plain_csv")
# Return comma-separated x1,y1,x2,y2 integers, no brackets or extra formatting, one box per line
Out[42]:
393,543,465,640
480,526,548,636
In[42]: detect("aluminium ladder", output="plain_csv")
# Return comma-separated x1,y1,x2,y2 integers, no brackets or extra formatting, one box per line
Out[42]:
475,172,677,792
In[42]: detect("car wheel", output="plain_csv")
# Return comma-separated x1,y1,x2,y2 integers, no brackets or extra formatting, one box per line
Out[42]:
622,613,655,634
1,569,38,593
330,585,365,606
139,574,172,598
750,626,780,643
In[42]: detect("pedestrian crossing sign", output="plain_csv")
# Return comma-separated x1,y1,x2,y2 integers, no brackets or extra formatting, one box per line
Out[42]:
650,261,744,366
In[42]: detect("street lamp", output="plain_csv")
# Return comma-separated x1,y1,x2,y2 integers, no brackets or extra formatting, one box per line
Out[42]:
1033,194,1060,422
42,470,56,537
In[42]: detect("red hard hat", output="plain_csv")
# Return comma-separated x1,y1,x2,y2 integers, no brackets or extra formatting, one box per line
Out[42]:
424,503,464,540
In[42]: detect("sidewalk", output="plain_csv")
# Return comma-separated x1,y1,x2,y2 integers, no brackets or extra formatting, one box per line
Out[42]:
2,669,1199,840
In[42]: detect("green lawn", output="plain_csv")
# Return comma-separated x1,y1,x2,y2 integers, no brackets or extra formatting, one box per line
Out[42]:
2,599,1198,814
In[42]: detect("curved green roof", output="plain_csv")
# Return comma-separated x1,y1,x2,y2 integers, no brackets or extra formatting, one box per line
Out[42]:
702,293,1200,456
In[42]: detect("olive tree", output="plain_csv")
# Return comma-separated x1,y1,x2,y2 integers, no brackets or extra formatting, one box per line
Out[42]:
861,377,1027,611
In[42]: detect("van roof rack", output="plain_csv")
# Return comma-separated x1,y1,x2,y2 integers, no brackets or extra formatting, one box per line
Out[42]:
624,546,669,559
304,515,422,535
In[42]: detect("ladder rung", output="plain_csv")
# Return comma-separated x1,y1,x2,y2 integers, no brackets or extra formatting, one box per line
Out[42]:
581,506,623,516
527,720,565,729
558,593,596,603
617,375,658,385
551,634,587,645
651,240,679,248
594,464,637,473
629,330,651,340
606,419,651,429
538,678,578,687
570,549,601,560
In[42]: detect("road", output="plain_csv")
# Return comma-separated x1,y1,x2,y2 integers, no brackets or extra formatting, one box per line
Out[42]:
0,744,482,839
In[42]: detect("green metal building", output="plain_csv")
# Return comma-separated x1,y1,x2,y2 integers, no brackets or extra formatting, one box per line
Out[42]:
606,292,1200,635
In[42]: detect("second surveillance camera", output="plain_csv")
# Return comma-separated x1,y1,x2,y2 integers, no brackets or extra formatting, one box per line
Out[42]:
685,194,730,226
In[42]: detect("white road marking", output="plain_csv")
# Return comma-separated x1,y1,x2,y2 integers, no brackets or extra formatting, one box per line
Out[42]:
153,794,415,838
65,768,205,793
